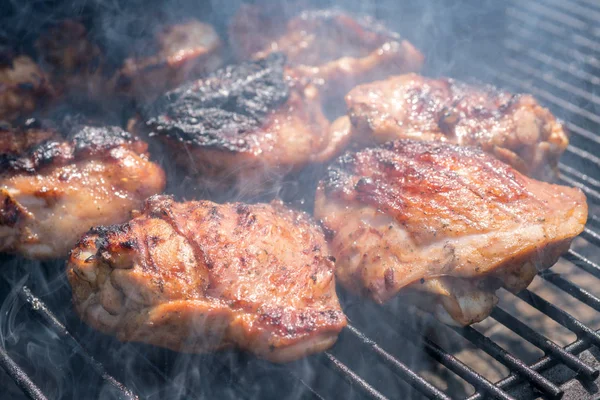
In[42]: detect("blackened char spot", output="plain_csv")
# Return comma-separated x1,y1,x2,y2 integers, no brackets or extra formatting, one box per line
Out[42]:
143,53,289,153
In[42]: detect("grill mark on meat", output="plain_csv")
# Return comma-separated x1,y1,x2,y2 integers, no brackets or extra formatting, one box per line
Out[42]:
143,53,289,153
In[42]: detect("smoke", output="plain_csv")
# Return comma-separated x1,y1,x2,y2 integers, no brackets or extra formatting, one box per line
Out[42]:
2,1,595,400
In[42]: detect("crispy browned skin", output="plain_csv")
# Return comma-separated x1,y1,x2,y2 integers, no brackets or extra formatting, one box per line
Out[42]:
315,140,587,325
229,7,424,102
139,54,350,196
346,73,569,181
114,20,223,102
0,121,165,259
67,195,346,362
0,55,54,121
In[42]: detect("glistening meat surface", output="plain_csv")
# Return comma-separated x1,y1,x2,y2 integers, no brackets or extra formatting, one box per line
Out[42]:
0,120,165,259
67,195,346,362
315,139,587,325
345,73,568,181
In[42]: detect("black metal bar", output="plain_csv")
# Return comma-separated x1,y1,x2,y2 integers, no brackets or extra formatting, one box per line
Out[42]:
0,346,48,400
559,164,600,193
19,286,139,400
466,333,596,400
581,227,600,248
540,271,600,312
559,174,600,204
590,215,600,229
399,328,516,400
563,249,600,279
491,307,598,379
322,352,389,400
504,38,600,86
345,325,452,400
516,290,600,347
449,325,564,399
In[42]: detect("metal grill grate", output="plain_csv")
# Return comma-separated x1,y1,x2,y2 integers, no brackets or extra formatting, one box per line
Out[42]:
2,0,600,399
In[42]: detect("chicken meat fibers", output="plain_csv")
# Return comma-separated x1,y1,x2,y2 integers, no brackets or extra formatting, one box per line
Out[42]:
315,139,587,326
67,195,346,362
0,120,165,259
345,73,568,181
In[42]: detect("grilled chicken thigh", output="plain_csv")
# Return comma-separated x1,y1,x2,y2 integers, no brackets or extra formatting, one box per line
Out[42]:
315,140,587,325
0,55,54,121
229,6,424,102
137,53,349,196
0,120,165,259
345,74,568,180
67,195,346,362
114,19,223,101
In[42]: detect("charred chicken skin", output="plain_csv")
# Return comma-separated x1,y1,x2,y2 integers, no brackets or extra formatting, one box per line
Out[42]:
315,140,587,326
345,74,569,181
0,121,165,259
229,6,424,102
114,19,223,102
138,53,350,196
67,195,346,362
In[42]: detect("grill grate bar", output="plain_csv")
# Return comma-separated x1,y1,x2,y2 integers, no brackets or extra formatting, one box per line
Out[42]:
508,24,600,72
399,327,516,400
467,329,598,400
504,38,600,86
18,286,138,400
540,271,600,312
558,175,600,203
482,61,600,131
506,57,600,107
322,352,389,400
535,0,600,28
345,324,452,400
517,1,591,33
581,227,600,248
559,163,600,192
590,215,600,229
516,290,600,347
0,345,48,400
563,249,600,279
491,307,598,379
446,325,563,398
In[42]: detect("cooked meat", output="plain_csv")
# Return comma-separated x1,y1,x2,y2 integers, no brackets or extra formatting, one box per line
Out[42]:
314,139,587,325
137,53,350,196
67,195,346,362
229,7,423,103
0,55,54,121
36,20,106,101
114,19,223,101
345,73,568,180
0,120,165,259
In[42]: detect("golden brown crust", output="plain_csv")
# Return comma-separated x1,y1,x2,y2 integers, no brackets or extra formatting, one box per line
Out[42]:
0,122,165,259
67,195,346,362
315,139,587,325
346,74,569,180
229,7,424,102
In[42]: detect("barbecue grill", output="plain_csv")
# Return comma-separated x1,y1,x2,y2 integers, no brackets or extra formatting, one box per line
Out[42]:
1,0,600,399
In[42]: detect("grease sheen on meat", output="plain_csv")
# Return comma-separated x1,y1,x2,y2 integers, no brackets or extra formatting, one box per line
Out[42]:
67,195,346,362
229,7,424,102
346,73,569,180
0,121,165,259
315,140,587,325
139,53,349,195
